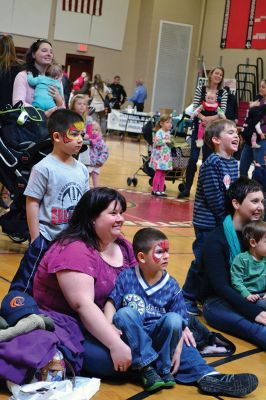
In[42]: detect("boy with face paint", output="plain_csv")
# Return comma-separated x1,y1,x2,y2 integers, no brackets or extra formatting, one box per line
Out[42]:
10,109,89,294
104,228,188,392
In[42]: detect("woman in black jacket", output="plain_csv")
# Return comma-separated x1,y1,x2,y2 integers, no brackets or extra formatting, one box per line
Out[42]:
202,177,266,349
0,33,23,208
0,33,22,109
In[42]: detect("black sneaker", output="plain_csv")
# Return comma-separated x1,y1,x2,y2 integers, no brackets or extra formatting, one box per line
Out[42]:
198,373,258,397
140,366,165,392
177,190,190,199
162,372,176,387
185,300,201,316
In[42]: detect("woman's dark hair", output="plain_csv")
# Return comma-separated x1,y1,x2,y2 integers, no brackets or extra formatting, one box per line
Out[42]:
54,187,127,250
25,39,52,76
132,228,167,258
226,176,263,216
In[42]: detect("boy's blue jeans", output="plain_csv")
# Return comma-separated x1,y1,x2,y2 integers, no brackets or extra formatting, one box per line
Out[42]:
182,227,212,301
240,142,266,176
113,307,183,375
82,329,214,381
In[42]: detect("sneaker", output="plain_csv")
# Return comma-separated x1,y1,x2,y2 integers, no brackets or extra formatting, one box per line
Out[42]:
198,373,258,397
140,366,165,392
159,192,167,197
185,300,201,316
177,190,190,199
162,372,176,387
196,139,204,147
151,191,162,196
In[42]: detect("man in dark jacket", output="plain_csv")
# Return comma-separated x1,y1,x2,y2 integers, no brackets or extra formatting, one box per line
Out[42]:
110,75,127,109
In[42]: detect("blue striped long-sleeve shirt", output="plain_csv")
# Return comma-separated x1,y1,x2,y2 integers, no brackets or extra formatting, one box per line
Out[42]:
193,153,238,230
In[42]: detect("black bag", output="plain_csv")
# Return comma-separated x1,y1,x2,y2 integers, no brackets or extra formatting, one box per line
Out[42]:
104,95,111,113
188,316,236,357
0,101,48,150
96,88,113,113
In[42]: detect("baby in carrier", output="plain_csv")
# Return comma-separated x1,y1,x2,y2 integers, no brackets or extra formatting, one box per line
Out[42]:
192,90,226,148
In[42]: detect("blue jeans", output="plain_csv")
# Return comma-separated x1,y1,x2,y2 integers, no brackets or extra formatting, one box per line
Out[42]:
10,234,49,295
113,308,182,374
81,329,214,382
203,296,266,350
183,121,212,192
182,227,212,301
240,141,266,176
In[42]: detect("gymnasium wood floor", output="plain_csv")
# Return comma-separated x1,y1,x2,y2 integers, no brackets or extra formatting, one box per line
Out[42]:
0,134,265,399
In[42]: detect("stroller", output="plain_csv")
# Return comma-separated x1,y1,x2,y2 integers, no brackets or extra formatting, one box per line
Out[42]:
0,104,95,243
0,104,52,243
127,114,192,192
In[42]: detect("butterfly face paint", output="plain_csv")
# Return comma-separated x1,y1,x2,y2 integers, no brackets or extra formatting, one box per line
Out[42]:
152,240,169,263
62,121,85,143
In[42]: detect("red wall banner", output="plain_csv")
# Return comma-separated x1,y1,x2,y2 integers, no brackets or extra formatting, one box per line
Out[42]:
221,0,266,49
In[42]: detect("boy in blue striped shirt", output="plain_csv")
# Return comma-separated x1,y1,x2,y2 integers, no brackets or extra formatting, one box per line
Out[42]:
183,119,239,315
104,228,188,392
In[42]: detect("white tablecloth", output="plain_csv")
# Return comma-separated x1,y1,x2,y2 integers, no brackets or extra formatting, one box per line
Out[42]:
107,110,151,133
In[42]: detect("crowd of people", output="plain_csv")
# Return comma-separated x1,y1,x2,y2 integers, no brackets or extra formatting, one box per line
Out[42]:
0,33,266,398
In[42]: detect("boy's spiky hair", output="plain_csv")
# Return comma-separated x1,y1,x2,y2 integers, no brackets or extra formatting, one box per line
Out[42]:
47,109,84,140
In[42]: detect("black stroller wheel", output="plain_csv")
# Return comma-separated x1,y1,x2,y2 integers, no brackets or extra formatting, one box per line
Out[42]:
148,178,153,186
132,178,138,187
127,177,132,186
178,183,185,192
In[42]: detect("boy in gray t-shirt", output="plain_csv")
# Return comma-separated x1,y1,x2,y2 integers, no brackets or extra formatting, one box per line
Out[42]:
10,109,89,294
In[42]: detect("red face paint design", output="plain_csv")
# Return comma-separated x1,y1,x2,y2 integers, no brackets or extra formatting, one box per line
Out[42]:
62,121,85,143
152,240,169,263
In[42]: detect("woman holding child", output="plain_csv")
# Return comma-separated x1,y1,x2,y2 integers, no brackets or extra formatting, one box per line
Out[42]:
202,177,266,349
240,79,266,176
12,39,64,115
178,66,228,199
31,186,257,397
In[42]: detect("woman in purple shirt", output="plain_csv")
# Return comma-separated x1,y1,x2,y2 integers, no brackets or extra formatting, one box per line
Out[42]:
31,187,258,398
33,187,136,374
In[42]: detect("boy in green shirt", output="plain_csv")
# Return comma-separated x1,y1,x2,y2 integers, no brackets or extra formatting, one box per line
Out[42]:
231,220,266,307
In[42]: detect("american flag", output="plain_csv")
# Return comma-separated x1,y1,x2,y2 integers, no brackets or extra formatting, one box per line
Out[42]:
62,0,102,16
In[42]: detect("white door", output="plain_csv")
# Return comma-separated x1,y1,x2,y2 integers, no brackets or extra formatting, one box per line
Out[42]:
151,21,192,114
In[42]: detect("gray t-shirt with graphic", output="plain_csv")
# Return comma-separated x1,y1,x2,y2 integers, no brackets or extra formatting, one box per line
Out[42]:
24,154,89,241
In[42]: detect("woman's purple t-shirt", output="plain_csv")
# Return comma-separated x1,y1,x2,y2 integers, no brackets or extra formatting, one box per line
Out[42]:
33,237,136,314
